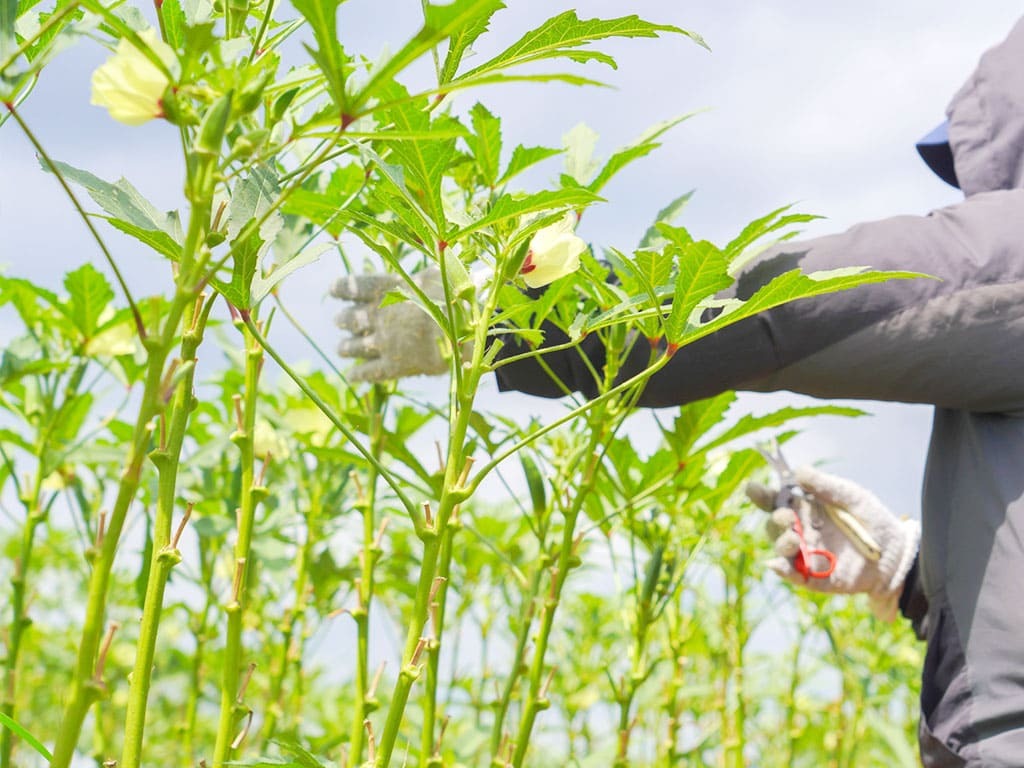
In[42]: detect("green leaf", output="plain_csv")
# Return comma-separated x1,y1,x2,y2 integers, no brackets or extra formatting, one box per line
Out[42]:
497,144,561,185
452,187,600,240
698,404,865,456
467,102,501,187
443,247,473,298
379,85,459,227
41,158,180,240
159,0,188,50
639,191,694,249
0,0,16,60
353,0,505,108
665,392,736,457
103,217,182,261
292,0,347,112
216,165,283,308
684,267,929,348
458,10,701,81
281,164,364,238
439,0,505,83
664,241,731,345
723,204,821,265
632,249,673,292
588,114,694,195
0,711,51,761
63,263,114,341
251,243,329,303
562,122,599,185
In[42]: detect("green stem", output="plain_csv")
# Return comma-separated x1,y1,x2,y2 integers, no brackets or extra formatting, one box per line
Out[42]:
509,439,605,768
120,294,212,768
348,386,386,767
211,322,266,767
183,551,216,765
372,249,509,768
421,520,455,766
488,567,544,759
1,470,43,768
465,353,671,498
50,292,192,768
263,484,319,746
2,364,88,768
613,546,663,768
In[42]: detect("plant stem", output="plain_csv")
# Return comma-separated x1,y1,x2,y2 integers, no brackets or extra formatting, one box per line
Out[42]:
211,321,266,767
488,567,544,758
120,294,211,768
509,438,605,768
50,291,192,768
1,360,88,767
348,385,386,767
420,519,455,766
263,482,319,746
613,546,663,768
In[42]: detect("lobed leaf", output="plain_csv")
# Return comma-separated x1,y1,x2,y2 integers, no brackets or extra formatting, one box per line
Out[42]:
292,0,347,112
664,241,731,345
62,263,114,341
467,101,501,187
352,0,504,108
452,187,600,240
439,0,505,83
458,10,702,81
497,143,561,185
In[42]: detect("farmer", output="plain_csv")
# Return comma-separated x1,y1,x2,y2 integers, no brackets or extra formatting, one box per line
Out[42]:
333,18,1024,767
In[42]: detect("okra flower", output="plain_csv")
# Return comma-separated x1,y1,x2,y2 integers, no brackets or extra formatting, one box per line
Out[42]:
520,211,586,288
91,29,178,126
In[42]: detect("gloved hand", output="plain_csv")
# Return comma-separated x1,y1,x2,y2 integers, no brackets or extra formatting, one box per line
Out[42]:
745,465,920,621
331,268,449,382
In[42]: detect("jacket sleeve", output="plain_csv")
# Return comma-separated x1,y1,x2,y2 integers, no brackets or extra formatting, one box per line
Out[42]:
495,188,1024,413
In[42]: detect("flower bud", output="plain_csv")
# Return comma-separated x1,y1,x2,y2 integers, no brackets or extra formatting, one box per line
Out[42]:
159,85,198,126
520,211,586,288
194,92,233,157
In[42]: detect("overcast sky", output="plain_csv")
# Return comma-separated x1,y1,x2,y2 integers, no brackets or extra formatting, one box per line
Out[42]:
2,1,1023,517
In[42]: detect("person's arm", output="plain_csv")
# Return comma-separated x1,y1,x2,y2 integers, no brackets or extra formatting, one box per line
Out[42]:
497,188,1024,413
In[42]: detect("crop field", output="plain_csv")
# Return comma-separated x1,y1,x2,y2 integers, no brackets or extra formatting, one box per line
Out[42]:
0,2,923,766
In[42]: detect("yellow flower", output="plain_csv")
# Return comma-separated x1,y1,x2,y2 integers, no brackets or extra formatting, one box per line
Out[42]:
90,29,178,126
520,211,586,288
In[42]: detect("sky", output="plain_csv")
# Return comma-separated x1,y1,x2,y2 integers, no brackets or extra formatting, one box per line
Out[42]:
3,0,1023,520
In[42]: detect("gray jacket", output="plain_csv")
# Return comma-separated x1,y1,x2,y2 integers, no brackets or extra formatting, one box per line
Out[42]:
497,17,1024,765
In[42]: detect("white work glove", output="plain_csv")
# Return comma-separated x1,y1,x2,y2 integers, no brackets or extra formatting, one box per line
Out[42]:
745,465,920,621
331,268,449,382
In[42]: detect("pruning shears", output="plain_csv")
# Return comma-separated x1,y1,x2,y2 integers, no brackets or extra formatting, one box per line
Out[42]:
758,441,838,581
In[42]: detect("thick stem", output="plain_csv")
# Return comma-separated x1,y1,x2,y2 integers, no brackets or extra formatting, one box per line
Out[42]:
211,323,266,767
121,295,211,768
373,388,484,768
421,522,455,766
50,295,191,768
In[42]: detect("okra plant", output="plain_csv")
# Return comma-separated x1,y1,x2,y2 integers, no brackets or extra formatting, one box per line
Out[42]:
0,1,922,766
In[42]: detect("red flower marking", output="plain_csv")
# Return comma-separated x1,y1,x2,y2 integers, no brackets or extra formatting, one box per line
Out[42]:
520,251,536,275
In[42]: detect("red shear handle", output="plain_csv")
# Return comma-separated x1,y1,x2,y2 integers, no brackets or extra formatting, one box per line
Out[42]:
790,511,838,581
793,547,837,580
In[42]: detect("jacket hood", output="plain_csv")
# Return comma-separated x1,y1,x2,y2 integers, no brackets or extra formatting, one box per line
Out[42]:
947,16,1024,196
